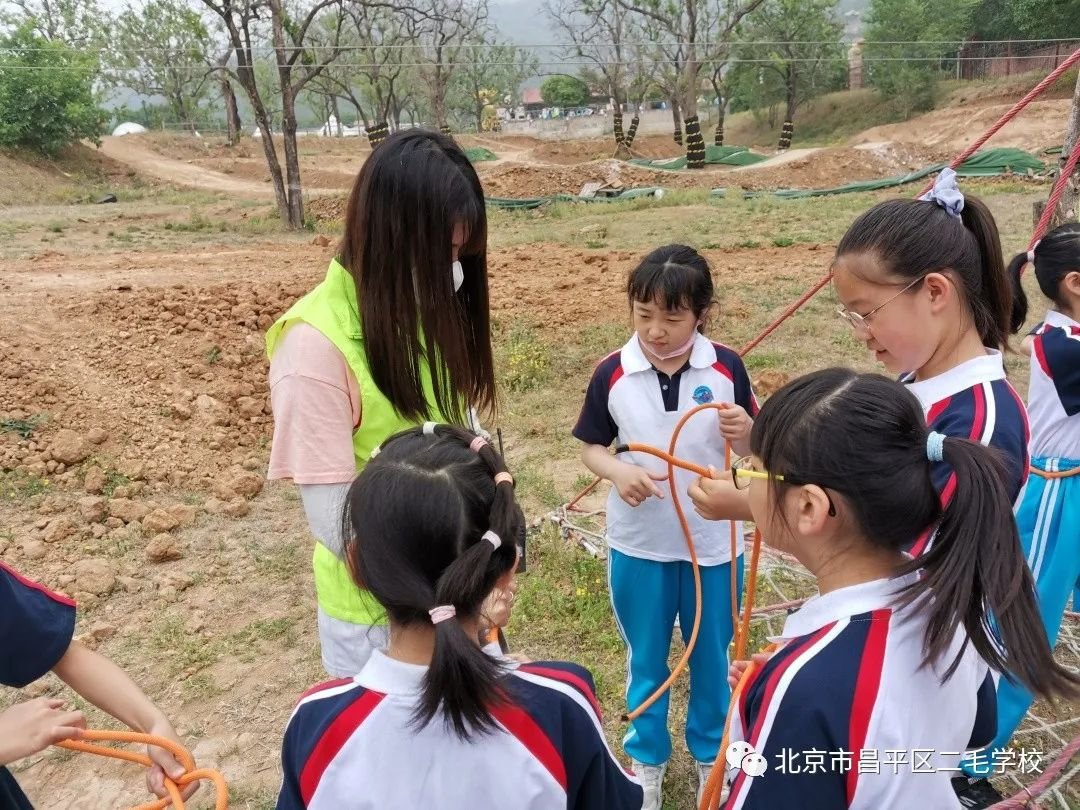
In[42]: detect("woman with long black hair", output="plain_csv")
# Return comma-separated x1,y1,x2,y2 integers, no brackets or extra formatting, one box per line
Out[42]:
266,130,498,677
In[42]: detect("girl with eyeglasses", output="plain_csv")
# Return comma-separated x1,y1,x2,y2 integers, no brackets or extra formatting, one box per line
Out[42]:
692,171,1029,568
720,369,1078,810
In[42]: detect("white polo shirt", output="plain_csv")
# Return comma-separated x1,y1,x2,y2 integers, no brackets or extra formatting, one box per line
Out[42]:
278,651,643,809
725,573,996,810
1028,309,1080,460
573,333,758,565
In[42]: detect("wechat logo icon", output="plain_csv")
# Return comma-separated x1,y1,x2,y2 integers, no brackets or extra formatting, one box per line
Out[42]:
725,740,768,778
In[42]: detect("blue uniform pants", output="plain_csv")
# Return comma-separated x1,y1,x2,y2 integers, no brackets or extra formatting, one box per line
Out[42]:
608,548,743,766
964,457,1080,776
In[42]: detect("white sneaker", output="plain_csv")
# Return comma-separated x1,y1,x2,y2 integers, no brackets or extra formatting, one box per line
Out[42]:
631,759,666,810
695,760,727,808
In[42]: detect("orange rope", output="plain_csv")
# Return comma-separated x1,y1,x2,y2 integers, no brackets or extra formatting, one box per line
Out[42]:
55,730,228,810
621,404,735,721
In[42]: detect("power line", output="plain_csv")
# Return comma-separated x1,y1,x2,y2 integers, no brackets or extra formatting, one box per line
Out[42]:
2,52,1076,72
0,37,1077,54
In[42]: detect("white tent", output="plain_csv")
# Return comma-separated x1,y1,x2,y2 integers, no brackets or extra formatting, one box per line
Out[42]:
111,122,148,137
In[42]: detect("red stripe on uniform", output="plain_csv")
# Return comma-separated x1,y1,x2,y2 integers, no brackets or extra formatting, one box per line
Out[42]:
711,361,734,383
969,384,987,443
0,560,75,607
926,396,952,425
1033,336,1051,377
846,609,892,804
518,665,603,721
300,689,385,805
296,677,354,705
728,623,836,805
608,364,625,391
492,703,568,791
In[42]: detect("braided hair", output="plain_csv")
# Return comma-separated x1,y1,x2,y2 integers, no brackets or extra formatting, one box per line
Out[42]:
341,423,525,739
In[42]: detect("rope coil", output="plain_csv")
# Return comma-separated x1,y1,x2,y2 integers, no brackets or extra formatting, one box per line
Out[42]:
54,730,227,810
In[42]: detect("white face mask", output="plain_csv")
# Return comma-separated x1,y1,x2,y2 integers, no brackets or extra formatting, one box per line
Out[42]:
452,260,464,292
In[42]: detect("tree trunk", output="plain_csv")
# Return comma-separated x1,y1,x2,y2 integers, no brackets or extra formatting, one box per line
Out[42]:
778,68,797,151
1051,68,1080,227
670,97,683,146
223,77,241,145
280,87,305,229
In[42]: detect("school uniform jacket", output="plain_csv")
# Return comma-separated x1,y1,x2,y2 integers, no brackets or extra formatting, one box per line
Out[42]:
573,333,758,565
277,651,643,810
0,561,77,809
903,351,1030,556
724,574,996,810
1028,310,1080,460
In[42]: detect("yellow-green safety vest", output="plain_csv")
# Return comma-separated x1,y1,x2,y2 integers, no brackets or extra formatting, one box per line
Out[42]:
265,258,453,625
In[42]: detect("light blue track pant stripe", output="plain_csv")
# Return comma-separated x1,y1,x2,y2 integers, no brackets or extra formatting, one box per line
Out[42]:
963,456,1080,777
608,548,743,766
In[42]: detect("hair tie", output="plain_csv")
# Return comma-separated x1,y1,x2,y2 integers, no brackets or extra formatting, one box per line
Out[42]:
919,168,964,220
1027,240,1040,265
429,605,456,624
926,431,946,463
494,471,514,486
469,436,489,453
422,422,437,435
482,530,502,549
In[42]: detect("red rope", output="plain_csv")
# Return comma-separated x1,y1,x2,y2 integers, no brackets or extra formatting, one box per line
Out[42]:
738,47,1080,356
919,47,1080,195
1027,139,1080,255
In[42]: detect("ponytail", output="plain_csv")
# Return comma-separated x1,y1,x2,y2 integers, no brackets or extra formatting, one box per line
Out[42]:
342,424,524,740
958,196,1014,342
1006,250,1030,331
751,369,1079,700
908,436,1080,698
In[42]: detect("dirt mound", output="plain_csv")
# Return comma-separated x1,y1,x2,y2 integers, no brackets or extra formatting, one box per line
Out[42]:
730,147,911,191
480,159,726,198
0,144,142,206
306,195,348,222
852,98,1069,153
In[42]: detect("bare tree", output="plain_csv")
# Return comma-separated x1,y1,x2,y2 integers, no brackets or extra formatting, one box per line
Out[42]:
403,0,489,136
216,48,243,145
546,0,636,155
616,0,764,168
200,0,346,227
3,0,107,47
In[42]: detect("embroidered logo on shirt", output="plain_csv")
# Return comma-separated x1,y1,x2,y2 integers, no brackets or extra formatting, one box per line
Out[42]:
692,385,714,405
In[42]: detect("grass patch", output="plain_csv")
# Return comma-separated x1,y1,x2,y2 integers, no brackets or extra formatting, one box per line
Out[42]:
252,540,306,581
0,470,50,499
227,786,278,810
498,323,552,394
0,414,46,439
102,470,131,497
147,614,223,676
205,345,222,365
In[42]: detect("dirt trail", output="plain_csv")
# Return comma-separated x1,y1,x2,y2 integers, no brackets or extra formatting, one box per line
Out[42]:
851,98,1069,152
98,137,274,197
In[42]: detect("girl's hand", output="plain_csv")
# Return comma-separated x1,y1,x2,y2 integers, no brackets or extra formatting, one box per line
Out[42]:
611,462,667,507
688,470,748,521
145,719,198,801
0,698,85,765
727,653,774,689
718,405,753,446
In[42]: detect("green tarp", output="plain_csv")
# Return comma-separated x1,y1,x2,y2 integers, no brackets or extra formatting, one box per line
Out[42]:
464,147,498,163
724,147,1048,200
629,145,768,171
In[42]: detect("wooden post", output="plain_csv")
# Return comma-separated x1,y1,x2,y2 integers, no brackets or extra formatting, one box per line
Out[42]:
1049,69,1080,227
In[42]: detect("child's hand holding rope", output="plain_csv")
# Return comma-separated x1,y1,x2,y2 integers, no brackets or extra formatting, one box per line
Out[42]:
0,698,86,765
